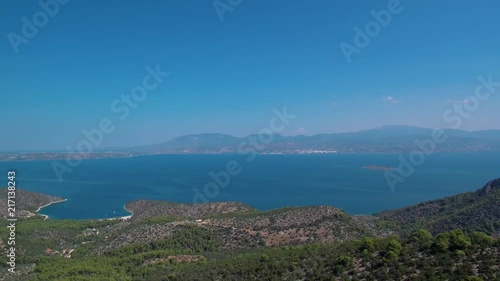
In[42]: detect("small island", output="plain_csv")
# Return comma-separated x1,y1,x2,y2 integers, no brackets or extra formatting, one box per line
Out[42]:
362,165,396,171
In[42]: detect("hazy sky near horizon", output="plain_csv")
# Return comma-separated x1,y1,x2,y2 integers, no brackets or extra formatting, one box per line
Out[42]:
1,0,500,151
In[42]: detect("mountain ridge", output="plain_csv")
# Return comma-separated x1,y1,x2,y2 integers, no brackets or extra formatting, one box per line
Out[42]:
134,125,500,154
2,126,500,160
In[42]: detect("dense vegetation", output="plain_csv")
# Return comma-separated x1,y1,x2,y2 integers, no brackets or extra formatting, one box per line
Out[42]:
125,200,256,221
0,218,121,265
0,179,499,280
163,229,499,281
376,178,500,236
15,229,500,280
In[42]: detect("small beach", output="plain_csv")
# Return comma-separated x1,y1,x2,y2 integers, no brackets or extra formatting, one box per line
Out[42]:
104,204,134,221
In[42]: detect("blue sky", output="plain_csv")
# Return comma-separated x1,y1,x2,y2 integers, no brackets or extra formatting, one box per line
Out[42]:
1,0,500,151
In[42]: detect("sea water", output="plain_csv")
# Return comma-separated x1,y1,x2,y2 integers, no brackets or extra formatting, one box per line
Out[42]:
0,152,498,219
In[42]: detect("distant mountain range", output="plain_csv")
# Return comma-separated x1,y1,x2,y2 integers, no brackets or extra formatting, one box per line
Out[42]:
132,125,500,154
2,126,500,161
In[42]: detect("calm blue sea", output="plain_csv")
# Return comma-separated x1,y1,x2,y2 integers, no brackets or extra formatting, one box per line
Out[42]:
0,153,499,219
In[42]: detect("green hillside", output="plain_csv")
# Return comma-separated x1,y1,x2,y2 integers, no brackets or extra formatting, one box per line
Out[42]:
376,179,500,236
1,179,499,280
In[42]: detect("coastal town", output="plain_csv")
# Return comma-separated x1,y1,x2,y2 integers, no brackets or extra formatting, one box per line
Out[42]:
0,152,138,162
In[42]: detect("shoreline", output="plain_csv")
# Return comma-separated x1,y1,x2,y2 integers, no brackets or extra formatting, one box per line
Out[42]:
100,204,134,221
24,175,496,221
124,204,133,217
117,204,134,220
37,200,134,221
36,198,68,220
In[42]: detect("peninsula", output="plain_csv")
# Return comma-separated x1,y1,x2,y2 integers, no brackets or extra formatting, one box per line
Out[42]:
0,188,65,219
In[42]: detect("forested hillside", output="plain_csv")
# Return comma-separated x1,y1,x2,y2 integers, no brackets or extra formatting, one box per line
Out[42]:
376,179,500,236
0,179,499,280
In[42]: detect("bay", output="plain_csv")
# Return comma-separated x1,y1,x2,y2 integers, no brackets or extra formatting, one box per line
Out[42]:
0,152,498,219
